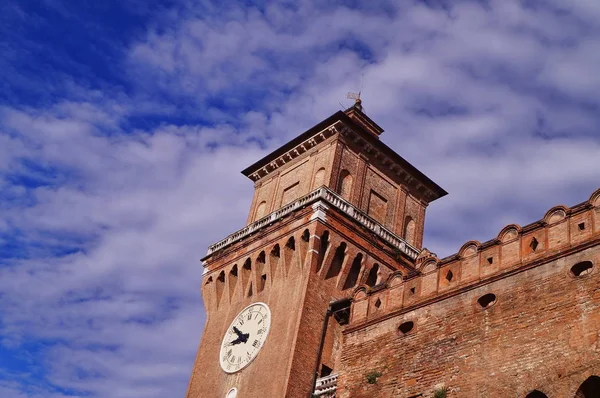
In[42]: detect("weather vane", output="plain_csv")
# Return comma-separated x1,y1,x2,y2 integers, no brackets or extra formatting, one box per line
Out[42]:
346,73,364,111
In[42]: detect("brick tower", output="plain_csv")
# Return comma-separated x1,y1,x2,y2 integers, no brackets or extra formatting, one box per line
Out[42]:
185,101,446,398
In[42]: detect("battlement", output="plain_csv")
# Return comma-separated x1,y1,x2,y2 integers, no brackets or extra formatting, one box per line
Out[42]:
348,188,600,329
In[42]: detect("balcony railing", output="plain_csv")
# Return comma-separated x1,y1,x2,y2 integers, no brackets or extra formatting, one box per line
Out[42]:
205,186,420,261
313,373,338,397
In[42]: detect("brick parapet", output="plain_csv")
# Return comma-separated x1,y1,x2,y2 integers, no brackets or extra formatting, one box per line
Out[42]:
348,187,600,328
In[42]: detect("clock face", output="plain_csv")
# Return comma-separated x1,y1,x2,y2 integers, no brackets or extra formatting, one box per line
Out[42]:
220,302,271,373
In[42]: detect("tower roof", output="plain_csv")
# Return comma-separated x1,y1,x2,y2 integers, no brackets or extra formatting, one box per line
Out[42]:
241,109,448,202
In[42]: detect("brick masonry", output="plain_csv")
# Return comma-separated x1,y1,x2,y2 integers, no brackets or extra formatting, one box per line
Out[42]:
341,189,600,398
186,105,600,398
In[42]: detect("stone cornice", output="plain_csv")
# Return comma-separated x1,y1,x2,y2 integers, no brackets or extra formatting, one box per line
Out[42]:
246,122,341,182
203,186,420,264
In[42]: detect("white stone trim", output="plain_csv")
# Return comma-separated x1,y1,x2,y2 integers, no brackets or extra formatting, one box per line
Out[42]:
205,186,420,261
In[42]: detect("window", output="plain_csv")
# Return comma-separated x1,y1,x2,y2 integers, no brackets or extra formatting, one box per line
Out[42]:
374,298,382,308
578,222,586,231
398,321,414,336
525,390,547,398
529,237,539,252
477,293,497,309
575,375,600,398
445,270,454,282
571,261,593,277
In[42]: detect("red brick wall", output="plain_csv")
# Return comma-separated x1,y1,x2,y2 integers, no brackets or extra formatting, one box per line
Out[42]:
339,244,600,398
339,191,600,397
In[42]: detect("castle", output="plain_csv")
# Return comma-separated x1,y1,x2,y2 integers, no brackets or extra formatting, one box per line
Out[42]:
185,101,600,397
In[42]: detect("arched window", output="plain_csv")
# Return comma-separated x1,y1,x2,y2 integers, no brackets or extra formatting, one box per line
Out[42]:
337,170,353,200
326,242,347,279
313,167,326,189
403,216,416,245
525,390,547,398
366,264,379,287
255,201,267,220
575,375,600,398
343,253,363,290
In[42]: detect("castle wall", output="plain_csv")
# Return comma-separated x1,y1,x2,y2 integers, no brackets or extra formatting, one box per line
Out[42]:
339,190,600,397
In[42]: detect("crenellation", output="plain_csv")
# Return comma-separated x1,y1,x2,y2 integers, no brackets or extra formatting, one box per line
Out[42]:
348,189,600,329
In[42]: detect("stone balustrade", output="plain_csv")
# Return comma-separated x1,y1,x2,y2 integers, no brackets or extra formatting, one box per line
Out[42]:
205,186,419,260
313,373,338,397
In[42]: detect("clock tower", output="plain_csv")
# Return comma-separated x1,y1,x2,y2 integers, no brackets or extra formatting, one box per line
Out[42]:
185,102,446,397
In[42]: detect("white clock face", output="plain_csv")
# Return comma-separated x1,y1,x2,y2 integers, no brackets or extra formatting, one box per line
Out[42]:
220,302,271,373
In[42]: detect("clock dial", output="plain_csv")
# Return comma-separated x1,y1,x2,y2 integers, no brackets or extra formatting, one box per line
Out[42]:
220,302,271,373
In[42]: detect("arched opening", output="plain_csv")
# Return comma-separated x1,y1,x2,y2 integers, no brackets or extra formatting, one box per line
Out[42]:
575,375,600,398
325,242,347,280
228,265,238,299
398,321,414,336
365,264,379,287
242,259,252,294
216,271,225,305
255,201,267,220
316,231,329,273
337,170,353,200
270,244,280,279
256,252,266,293
284,236,296,272
313,167,326,189
343,253,363,290
525,390,548,398
477,293,497,309
571,261,593,277
403,216,416,245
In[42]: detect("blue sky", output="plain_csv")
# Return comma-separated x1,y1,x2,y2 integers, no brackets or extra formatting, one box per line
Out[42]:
1,0,600,397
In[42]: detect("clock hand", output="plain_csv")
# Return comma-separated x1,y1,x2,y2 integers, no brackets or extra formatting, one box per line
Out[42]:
228,336,243,346
233,326,244,338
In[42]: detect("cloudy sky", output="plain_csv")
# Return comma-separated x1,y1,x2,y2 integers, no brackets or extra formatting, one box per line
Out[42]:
1,0,599,396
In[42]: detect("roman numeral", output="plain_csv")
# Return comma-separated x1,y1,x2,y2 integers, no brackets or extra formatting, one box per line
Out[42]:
227,349,232,358
252,340,260,349
231,355,236,363
247,313,252,321
258,318,263,325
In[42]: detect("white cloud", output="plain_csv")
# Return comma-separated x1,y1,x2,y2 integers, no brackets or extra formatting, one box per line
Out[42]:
1,1,600,397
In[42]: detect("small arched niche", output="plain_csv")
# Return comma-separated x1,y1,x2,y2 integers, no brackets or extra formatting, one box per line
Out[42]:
403,216,416,246
313,167,326,189
337,170,353,200
544,206,567,224
255,201,267,220
499,225,520,243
